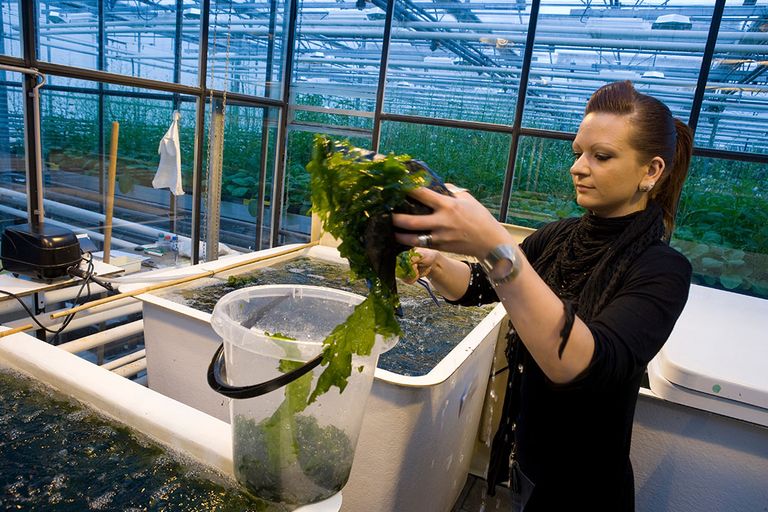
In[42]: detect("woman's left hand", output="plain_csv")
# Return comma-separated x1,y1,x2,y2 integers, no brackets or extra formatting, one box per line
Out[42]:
392,187,512,260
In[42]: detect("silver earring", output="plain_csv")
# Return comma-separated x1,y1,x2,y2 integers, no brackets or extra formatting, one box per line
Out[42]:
639,182,655,193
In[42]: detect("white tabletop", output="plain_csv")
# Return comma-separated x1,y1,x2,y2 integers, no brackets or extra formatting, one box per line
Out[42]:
0,260,124,300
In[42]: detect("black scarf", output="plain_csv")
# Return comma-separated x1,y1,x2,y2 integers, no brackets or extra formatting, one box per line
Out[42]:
486,202,665,494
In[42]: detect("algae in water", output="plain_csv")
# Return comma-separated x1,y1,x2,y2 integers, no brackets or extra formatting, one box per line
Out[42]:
234,414,354,505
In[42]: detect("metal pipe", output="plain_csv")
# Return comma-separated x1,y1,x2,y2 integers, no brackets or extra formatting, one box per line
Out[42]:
0,63,44,76
58,320,144,354
256,0,279,251
191,0,212,265
102,349,146,371
107,25,762,54
270,0,299,248
688,0,727,135
371,0,396,151
21,0,43,227
499,0,540,223
37,17,766,43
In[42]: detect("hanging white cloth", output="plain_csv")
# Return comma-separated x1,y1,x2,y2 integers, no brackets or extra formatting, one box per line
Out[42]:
152,110,184,196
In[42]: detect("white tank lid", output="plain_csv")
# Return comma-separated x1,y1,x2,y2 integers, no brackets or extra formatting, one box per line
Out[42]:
653,284,768,413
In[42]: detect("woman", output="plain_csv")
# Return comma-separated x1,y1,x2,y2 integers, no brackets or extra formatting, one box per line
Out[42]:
392,81,693,511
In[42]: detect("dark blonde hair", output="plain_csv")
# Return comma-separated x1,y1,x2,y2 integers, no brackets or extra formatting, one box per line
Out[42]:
585,80,693,238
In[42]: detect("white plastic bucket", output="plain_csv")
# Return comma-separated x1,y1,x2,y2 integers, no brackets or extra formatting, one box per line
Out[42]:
208,285,395,507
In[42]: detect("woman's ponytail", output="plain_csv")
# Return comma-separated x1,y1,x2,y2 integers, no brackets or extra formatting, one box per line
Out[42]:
652,118,693,239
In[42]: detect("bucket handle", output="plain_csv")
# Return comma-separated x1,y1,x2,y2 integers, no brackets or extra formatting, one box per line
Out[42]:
207,343,323,399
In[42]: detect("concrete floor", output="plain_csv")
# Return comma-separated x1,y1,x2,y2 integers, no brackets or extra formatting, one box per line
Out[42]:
451,475,513,512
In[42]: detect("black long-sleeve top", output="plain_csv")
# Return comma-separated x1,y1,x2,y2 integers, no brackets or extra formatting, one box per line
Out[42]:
448,218,692,511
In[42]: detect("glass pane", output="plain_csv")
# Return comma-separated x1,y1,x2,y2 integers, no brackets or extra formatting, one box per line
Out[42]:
291,108,373,131
38,1,200,86
291,0,386,112
39,81,198,268
694,0,768,154
385,0,531,124
1,0,21,57
507,136,582,228
379,122,510,216
672,156,768,299
0,72,26,230
208,103,278,251
281,129,372,243
524,0,714,132
208,0,287,99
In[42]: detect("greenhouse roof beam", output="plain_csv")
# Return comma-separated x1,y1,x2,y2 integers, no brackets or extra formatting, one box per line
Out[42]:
367,0,506,79
574,6,768,19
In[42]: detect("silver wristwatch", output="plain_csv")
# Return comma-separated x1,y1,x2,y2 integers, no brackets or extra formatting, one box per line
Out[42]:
479,244,520,286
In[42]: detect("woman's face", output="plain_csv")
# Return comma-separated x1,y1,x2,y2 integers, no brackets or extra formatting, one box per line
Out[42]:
570,112,660,218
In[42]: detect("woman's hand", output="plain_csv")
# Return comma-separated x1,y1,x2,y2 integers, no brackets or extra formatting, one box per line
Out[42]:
399,248,438,284
392,187,512,259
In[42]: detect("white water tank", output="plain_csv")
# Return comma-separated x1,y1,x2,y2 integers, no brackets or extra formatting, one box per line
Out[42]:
648,284,768,426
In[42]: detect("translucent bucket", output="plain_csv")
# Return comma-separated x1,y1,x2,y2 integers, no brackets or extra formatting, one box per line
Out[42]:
208,285,396,507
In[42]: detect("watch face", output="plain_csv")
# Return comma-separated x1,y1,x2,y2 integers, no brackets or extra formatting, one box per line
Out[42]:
490,258,515,281
482,244,518,283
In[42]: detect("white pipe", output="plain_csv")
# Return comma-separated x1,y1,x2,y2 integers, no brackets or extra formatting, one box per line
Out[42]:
35,21,768,43
3,298,140,332
112,358,147,378
0,64,46,76
102,349,146,371
43,302,141,338
0,188,161,241
44,286,107,306
1,187,202,250
58,320,144,354
0,285,107,318
0,202,137,251
0,294,35,317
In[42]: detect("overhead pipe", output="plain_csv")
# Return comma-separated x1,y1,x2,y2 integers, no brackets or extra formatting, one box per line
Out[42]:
68,24,762,55
37,20,768,44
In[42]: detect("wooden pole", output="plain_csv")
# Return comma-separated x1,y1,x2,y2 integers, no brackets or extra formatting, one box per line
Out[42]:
0,324,34,339
50,241,318,320
103,121,120,264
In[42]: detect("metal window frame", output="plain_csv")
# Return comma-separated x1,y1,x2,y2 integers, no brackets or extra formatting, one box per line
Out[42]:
3,0,766,264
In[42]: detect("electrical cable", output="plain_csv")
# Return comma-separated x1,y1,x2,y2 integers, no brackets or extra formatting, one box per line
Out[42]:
0,253,112,344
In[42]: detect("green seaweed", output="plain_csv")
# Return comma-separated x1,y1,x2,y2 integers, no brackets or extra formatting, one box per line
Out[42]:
234,137,436,503
395,248,419,281
233,413,353,505
306,135,426,400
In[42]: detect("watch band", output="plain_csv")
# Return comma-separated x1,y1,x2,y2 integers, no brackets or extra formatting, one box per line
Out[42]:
479,244,520,286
